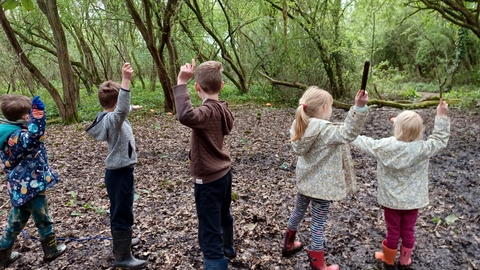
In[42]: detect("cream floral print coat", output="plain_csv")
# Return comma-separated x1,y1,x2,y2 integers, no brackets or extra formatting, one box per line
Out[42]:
291,107,368,201
351,116,450,210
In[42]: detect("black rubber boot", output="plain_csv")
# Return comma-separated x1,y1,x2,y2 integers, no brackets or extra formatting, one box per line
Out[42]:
112,230,147,269
112,229,140,247
40,233,67,262
222,225,236,259
0,243,20,267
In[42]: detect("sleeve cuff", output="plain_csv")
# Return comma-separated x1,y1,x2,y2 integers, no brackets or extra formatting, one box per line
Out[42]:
353,105,368,113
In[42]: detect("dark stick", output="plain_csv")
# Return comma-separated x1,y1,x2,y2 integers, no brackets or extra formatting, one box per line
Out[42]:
195,40,204,60
361,61,370,95
114,44,127,63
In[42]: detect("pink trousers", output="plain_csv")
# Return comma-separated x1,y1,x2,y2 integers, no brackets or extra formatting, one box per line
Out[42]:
384,207,418,249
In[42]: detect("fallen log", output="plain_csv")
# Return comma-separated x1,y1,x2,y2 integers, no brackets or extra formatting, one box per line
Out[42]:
258,71,460,110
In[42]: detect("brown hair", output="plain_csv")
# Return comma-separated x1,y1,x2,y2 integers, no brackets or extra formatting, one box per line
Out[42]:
0,94,31,121
291,86,333,141
194,61,223,94
394,110,424,142
98,80,120,109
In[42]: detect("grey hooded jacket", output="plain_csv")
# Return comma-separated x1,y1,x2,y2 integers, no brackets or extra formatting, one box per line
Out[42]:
86,89,137,170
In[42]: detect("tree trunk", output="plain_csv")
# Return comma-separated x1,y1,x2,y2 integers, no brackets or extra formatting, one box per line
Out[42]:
37,0,79,124
124,0,177,112
0,6,69,121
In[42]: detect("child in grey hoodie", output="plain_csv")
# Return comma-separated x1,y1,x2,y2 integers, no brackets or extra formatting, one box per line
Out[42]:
86,63,146,269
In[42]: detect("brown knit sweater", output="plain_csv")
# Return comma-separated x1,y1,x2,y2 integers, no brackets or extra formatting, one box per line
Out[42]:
173,84,234,184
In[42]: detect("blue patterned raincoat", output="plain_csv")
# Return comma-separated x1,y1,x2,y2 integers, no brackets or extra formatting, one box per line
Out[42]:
0,104,59,207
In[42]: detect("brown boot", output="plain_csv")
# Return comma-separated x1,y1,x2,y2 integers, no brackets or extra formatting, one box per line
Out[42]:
374,240,397,270
281,228,303,256
307,250,339,270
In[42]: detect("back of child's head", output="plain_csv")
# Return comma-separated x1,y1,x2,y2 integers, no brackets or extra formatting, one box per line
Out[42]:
394,110,424,142
194,61,223,94
98,80,120,109
0,94,31,121
291,86,333,141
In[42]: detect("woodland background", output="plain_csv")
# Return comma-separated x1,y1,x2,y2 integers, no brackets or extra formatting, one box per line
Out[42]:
0,0,479,270
0,0,479,122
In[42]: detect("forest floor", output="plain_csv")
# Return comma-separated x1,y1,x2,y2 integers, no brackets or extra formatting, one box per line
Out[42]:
0,104,478,270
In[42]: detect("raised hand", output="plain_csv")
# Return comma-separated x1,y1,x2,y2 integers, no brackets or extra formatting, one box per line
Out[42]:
32,96,45,110
122,63,134,81
177,59,196,85
437,98,448,117
355,90,369,108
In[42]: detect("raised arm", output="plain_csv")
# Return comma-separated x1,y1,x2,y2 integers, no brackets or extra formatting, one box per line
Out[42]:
422,99,450,157
109,63,134,128
19,96,47,148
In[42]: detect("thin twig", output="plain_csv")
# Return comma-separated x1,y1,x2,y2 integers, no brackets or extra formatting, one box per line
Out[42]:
0,200,9,209
195,40,204,60
114,44,127,63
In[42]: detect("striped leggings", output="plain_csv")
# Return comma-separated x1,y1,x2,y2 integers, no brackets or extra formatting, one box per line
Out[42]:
287,193,330,251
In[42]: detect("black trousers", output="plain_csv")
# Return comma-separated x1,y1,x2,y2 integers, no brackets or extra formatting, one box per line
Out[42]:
105,166,135,231
195,170,234,260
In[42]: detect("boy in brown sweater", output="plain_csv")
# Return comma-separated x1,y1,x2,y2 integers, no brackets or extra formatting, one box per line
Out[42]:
173,59,235,269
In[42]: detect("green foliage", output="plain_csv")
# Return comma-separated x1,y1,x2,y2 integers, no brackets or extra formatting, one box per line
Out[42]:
220,83,299,108
23,85,166,123
445,86,480,108
231,192,239,202
1,0,34,10
66,190,77,206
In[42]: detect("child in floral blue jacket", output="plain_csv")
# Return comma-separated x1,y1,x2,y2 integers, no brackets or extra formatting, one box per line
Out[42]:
0,94,66,267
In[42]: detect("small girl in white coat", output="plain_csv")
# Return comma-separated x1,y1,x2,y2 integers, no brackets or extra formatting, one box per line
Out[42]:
282,86,369,270
351,99,450,269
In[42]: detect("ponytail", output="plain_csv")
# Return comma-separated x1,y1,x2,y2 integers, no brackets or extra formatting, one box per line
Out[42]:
291,105,309,141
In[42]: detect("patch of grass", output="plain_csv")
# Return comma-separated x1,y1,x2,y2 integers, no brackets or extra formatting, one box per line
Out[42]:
444,85,480,108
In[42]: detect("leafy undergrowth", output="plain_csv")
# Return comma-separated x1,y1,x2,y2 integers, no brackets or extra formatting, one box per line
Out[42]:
0,105,478,270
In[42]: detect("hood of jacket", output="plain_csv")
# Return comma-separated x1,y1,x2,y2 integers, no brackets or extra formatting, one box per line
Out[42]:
204,100,234,136
290,118,325,156
85,112,108,141
375,138,431,169
0,120,25,147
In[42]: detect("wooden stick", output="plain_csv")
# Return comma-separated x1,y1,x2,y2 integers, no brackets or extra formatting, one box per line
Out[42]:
361,61,370,95
195,40,204,60
114,44,127,63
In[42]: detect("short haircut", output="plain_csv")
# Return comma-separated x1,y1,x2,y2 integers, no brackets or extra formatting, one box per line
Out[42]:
0,94,31,121
394,110,424,142
194,61,223,94
98,80,120,109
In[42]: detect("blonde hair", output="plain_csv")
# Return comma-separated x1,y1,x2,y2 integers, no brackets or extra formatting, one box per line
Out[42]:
98,80,120,110
0,94,31,121
394,111,424,142
195,61,223,94
291,86,333,141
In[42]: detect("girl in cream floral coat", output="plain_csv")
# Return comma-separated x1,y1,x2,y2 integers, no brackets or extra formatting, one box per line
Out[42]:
351,99,450,270
282,86,369,270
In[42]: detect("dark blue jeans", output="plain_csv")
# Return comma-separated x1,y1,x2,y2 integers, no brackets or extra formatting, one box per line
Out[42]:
195,170,234,260
105,166,135,231
0,191,53,248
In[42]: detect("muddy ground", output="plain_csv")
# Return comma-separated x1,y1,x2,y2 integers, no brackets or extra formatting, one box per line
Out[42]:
0,104,478,270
